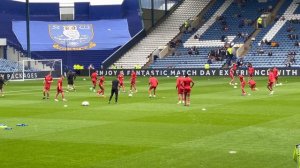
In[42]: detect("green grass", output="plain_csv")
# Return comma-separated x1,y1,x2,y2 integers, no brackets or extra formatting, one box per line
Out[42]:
0,76,299,168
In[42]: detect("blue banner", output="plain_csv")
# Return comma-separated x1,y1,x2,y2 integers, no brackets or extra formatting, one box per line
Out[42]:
12,19,131,51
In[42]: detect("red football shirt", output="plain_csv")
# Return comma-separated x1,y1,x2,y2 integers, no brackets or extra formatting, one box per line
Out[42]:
99,76,105,85
268,72,275,82
118,74,124,83
91,72,98,81
248,67,254,74
176,76,184,89
248,79,256,85
183,77,193,89
239,75,244,82
149,77,158,87
44,75,53,85
230,68,234,76
131,72,136,80
273,68,278,77
57,78,63,90
233,64,237,71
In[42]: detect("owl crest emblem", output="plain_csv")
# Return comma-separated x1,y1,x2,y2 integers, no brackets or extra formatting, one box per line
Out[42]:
49,24,96,51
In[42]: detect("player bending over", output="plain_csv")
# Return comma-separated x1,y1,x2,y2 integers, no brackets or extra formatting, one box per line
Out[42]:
108,76,119,104
182,74,194,106
248,79,258,91
43,72,53,99
90,70,98,92
148,75,158,97
67,70,76,91
176,75,185,104
118,71,125,92
55,75,66,101
0,76,7,97
239,75,247,96
130,70,137,93
267,68,275,95
97,75,105,97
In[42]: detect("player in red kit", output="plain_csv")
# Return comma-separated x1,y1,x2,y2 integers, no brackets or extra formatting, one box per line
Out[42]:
229,67,235,85
176,75,185,104
130,70,137,93
97,75,105,97
90,70,98,92
232,63,237,72
118,71,125,92
248,63,255,80
43,72,53,99
55,75,66,101
239,75,247,96
181,74,194,106
248,79,257,91
267,68,275,95
148,75,158,97
273,67,279,85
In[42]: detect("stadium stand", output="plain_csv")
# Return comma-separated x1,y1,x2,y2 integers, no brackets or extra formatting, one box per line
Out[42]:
0,59,22,72
0,0,143,69
244,0,300,68
113,0,211,69
150,0,283,69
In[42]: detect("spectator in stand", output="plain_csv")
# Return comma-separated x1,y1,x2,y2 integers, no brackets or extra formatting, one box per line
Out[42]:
268,51,273,56
194,34,200,39
257,17,263,28
187,48,193,55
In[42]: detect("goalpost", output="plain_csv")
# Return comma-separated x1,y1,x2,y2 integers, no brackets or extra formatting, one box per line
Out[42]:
22,59,63,81
6,59,63,81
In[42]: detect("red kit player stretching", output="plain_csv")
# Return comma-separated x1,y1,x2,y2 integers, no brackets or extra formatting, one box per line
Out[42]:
182,74,194,106
148,75,158,97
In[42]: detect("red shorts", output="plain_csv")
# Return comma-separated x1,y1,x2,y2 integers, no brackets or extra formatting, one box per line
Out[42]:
268,82,274,87
57,88,63,93
241,81,246,88
178,88,184,94
249,73,254,78
119,82,124,86
44,85,51,91
98,84,104,89
149,86,157,90
275,76,278,80
92,80,97,86
131,80,136,85
184,87,191,94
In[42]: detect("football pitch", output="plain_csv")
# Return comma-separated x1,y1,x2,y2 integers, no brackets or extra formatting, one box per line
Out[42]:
0,76,299,168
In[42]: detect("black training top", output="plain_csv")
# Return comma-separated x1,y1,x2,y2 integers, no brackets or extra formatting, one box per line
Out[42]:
67,72,75,81
112,79,119,90
0,78,5,87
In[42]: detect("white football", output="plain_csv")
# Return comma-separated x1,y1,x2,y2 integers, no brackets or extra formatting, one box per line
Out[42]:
128,93,133,97
81,101,90,106
233,86,237,89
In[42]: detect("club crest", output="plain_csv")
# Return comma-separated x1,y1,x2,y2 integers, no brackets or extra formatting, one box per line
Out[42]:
49,24,96,50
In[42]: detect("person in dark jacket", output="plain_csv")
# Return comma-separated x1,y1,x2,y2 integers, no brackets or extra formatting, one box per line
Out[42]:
108,76,119,104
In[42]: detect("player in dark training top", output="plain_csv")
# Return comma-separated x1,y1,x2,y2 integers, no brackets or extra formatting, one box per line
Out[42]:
108,76,119,104
0,76,6,97
67,70,76,91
